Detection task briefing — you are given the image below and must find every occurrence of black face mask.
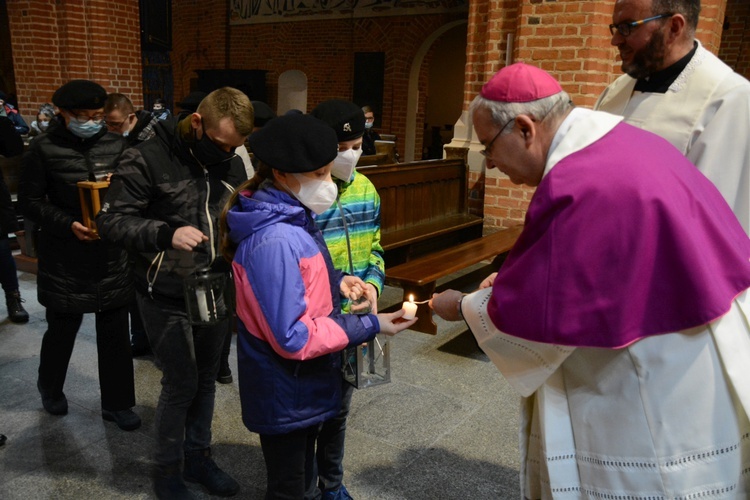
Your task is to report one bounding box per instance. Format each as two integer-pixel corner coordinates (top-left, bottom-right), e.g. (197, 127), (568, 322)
(191, 128), (237, 168)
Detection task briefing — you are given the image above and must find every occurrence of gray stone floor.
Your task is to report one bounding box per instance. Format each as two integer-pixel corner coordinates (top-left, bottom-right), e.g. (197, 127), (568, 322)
(0, 269), (522, 499)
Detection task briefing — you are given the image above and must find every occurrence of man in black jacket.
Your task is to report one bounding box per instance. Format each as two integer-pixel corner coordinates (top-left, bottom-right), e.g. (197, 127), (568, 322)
(97, 87), (253, 499)
(103, 92), (160, 358)
(104, 92), (162, 147)
(17, 80), (139, 431)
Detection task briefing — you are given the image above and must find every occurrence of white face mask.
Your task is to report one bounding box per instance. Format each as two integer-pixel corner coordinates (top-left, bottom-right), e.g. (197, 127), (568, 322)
(289, 173), (338, 215)
(331, 148), (362, 181)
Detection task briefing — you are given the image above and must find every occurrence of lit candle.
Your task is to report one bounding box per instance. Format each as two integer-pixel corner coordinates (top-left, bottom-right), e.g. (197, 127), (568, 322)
(196, 287), (211, 322)
(401, 294), (418, 320)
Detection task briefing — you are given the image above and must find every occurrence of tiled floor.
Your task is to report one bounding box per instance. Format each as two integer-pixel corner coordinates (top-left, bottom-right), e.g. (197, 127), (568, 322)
(0, 269), (522, 499)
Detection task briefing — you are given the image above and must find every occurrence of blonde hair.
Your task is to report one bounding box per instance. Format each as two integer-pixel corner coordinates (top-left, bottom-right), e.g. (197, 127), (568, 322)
(197, 87), (255, 137)
(219, 161), (274, 263)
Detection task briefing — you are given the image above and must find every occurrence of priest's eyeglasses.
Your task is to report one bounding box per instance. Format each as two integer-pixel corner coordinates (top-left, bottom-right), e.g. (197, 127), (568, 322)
(480, 117), (515, 158)
(609, 13), (673, 37)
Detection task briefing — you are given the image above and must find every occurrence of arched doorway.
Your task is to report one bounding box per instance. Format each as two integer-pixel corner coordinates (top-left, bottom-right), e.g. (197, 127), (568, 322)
(404, 20), (467, 162)
(422, 24), (468, 159)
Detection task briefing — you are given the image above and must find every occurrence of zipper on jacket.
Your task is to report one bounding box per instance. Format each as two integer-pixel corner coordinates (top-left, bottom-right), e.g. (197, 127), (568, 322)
(146, 251), (165, 299)
(204, 170), (215, 262)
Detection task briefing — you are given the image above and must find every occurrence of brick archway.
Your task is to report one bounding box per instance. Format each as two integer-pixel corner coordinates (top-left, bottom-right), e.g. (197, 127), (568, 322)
(404, 19), (468, 162)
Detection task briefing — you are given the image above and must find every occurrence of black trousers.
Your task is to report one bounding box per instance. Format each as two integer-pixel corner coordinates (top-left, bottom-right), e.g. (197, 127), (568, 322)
(38, 305), (135, 411)
(260, 424), (322, 500)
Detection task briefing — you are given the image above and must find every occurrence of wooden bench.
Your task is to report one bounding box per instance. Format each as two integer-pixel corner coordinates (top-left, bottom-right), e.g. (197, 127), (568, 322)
(382, 225), (523, 334)
(358, 155), (483, 266)
(356, 140), (397, 167)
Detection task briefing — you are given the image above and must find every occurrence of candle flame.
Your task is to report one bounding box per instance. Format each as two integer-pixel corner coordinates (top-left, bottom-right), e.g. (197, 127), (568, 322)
(409, 294), (414, 303)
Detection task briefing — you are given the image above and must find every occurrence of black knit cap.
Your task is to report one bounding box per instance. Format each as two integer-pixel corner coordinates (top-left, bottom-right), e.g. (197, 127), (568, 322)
(248, 114), (338, 173)
(310, 99), (365, 142)
(52, 80), (107, 110)
(251, 101), (276, 128)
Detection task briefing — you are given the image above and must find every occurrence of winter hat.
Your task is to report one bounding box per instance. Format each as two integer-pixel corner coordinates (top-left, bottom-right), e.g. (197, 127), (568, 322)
(248, 114), (338, 173)
(52, 80), (107, 110)
(310, 99), (365, 142)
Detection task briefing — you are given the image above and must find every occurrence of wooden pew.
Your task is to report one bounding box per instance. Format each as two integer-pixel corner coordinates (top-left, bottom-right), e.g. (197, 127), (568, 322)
(358, 155), (483, 266)
(382, 225), (523, 334)
(356, 147), (523, 333)
(356, 140), (396, 167)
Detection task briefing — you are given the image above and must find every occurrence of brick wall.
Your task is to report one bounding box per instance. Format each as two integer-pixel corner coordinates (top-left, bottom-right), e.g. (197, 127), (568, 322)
(4, 0), (746, 231)
(6, 0), (143, 121)
(719, 0), (750, 75)
(219, 13), (467, 159)
(172, 0), (228, 107)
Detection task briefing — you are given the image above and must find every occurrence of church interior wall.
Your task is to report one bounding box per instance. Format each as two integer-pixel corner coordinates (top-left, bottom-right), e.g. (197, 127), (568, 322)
(3, 0), (747, 231)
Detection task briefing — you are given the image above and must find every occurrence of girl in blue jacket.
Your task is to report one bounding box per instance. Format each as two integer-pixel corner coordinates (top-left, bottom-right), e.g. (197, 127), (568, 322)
(220, 114), (416, 499)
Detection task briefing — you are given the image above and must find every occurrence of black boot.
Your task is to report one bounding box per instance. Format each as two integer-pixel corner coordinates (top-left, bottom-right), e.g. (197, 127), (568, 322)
(183, 448), (239, 497)
(6, 290), (29, 323)
(216, 363), (232, 384)
(37, 380), (68, 415)
(153, 463), (194, 500)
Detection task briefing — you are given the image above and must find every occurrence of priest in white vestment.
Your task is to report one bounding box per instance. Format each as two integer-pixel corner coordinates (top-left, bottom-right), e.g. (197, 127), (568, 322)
(432, 62), (750, 499)
(595, 0), (750, 234)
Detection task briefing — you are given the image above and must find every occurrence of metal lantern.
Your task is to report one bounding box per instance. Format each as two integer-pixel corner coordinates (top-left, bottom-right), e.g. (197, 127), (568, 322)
(342, 333), (391, 389)
(183, 267), (227, 325)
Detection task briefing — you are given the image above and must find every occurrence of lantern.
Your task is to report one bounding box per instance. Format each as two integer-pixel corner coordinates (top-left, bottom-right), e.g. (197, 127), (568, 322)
(77, 180), (109, 238)
(183, 268), (227, 325)
(342, 333), (391, 389)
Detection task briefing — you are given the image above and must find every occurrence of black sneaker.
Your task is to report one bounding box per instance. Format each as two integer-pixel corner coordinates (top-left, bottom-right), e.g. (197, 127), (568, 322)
(154, 463), (195, 500)
(183, 448), (239, 497)
(6, 290), (29, 324)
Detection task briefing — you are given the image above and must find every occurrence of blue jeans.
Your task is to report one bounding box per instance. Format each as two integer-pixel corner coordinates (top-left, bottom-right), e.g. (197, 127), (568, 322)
(0, 236), (19, 293)
(315, 379), (354, 492)
(137, 292), (226, 465)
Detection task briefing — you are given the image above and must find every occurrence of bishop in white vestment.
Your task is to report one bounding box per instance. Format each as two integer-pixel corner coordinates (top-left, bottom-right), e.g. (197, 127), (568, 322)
(432, 63), (750, 499)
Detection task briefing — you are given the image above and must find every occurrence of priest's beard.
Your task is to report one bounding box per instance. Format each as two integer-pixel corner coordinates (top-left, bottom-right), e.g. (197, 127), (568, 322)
(622, 30), (667, 80)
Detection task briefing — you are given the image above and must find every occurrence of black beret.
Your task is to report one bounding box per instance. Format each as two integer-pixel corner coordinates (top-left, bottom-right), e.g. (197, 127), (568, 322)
(251, 101), (276, 128)
(52, 80), (107, 110)
(248, 114), (338, 173)
(310, 100), (365, 142)
(177, 91), (207, 112)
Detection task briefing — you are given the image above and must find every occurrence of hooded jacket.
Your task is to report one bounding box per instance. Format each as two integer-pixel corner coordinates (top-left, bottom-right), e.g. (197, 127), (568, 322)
(227, 183), (379, 435)
(18, 116), (132, 313)
(96, 117), (248, 304)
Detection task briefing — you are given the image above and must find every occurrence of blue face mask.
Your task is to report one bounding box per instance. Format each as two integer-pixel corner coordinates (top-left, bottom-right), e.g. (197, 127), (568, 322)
(365, 121), (373, 129)
(68, 119), (103, 139)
